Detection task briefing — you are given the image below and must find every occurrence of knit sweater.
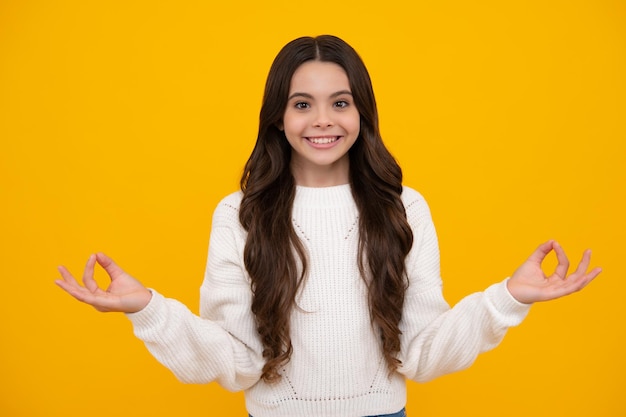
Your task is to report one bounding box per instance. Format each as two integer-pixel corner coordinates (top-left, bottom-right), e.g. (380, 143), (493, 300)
(127, 184), (530, 417)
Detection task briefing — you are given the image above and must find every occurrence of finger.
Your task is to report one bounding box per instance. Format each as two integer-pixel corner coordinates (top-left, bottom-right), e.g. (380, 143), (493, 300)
(568, 250), (602, 285)
(54, 277), (77, 296)
(95, 252), (126, 280)
(55, 266), (85, 299)
(567, 249), (590, 278)
(55, 274), (96, 303)
(554, 251), (602, 297)
(585, 266), (603, 282)
(56, 265), (81, 287)
(552, 241), (570, 279)
(559, 268), (600, 296)
(527, 240), (555, 264)
(55, 275), (115, 310)
(82, 254), (99, 293)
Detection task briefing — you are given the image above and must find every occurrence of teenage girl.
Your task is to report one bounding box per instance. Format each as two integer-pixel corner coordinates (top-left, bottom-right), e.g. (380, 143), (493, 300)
(55, 35), (601, 417)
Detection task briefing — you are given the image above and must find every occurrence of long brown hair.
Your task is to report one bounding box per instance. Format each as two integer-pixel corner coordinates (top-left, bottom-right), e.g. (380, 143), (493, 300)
(239, 35), (413, 382)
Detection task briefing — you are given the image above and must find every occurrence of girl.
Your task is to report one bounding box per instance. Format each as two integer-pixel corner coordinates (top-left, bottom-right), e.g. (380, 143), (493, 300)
(55, 35), (601, 417)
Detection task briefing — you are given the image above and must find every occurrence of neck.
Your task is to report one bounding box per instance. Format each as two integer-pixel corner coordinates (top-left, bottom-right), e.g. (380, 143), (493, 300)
(290, 159), (350, 187)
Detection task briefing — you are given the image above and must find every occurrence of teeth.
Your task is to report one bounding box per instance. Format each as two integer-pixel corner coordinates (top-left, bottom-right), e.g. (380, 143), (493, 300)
(308, 137), (338, 144)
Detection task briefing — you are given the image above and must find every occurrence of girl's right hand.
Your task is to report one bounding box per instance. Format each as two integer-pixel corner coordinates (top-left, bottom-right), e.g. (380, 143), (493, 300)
(55, 253), (152, 313)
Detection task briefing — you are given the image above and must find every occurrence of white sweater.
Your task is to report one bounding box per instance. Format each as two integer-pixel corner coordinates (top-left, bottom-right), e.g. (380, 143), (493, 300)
(127, 185), (530, 417)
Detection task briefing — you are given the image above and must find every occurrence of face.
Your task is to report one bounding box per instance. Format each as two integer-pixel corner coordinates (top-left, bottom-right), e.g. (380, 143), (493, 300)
(281, 61), (360, 187)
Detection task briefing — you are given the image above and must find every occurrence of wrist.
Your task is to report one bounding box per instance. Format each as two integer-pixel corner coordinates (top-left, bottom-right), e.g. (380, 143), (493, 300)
(127, 288), (153, 313)
(506, 279), (534, 304)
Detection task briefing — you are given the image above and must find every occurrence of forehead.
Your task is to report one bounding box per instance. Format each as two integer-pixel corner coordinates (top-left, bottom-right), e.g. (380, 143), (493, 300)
(289, 61), (350, 93)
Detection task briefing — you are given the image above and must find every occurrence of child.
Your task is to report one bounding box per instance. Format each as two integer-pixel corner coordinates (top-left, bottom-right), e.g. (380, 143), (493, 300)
(55, 35), (601, 417)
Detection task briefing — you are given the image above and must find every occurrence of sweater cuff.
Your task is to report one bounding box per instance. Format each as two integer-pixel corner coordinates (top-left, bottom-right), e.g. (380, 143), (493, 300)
(484, 279), (531, 327)
(125, 289), (166, 329)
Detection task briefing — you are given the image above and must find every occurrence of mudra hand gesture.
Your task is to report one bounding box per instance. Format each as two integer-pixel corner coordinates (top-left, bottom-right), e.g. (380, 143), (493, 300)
(507, 240), (601, 304)
(55, 253), (152, 313)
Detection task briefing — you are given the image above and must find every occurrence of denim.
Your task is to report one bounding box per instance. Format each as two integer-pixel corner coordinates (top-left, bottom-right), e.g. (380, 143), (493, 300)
(365, 408), (407, 417)
(249, 407), (406, 417)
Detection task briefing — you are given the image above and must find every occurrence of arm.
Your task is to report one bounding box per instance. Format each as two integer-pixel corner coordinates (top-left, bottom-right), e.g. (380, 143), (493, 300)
(127, 198), (264, 389)
(396, 189), (601, 382)
(126, 204), (264, 389)
(55, 196), (265, 391)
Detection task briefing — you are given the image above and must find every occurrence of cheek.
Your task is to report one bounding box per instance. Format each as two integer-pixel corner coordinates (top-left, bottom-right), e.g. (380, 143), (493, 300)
(282, 113), (304, 134)
(282, 117), (304, 144)
(347, 112), (361, 135)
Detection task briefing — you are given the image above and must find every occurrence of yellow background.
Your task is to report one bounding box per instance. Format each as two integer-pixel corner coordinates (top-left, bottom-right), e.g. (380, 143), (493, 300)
(1, 0), (624, 416)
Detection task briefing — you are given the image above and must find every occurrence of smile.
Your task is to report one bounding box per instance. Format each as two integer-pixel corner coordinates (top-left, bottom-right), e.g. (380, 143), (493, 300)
(306, 136), (340, 144)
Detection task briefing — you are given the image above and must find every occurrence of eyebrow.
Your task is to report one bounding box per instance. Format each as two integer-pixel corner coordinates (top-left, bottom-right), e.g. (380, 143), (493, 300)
(287, 90), (353, 101)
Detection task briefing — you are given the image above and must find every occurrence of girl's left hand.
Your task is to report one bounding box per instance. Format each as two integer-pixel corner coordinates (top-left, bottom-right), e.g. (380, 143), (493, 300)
(507, 240), (602, 304)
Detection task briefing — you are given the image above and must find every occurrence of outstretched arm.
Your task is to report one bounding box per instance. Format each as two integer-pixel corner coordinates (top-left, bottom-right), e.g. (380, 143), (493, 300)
(507, 240), (602, 304)
(55, 253), (152, 313)
(397, 189), (603, 382)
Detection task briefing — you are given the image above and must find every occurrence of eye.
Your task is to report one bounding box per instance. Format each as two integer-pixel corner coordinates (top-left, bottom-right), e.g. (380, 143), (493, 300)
(294, 101), (310, 110)
(334, 100), (350, 109)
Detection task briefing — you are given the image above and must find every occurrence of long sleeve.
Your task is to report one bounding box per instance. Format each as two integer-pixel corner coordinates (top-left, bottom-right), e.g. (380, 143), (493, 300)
(124, 185), (531, 417)
(126, 193), (264, 391)
(397, 187), (530, 382)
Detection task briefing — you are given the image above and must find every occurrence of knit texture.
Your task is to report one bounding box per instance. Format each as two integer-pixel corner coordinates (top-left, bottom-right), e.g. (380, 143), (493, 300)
(127, 185), (530, 417)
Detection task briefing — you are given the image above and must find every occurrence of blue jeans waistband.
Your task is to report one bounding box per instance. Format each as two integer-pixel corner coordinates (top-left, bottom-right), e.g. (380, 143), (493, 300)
(249, 407), (406, 417)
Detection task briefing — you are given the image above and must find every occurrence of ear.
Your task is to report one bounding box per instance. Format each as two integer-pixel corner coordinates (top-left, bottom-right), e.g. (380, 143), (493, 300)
(276, 121), (284, 131)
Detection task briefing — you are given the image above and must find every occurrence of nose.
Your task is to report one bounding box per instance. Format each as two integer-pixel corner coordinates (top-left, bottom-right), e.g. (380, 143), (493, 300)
(313, 107), (334, 127)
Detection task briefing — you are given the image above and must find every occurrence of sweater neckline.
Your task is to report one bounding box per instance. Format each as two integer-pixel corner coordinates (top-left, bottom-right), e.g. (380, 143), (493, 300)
(293, 184), (355, 208)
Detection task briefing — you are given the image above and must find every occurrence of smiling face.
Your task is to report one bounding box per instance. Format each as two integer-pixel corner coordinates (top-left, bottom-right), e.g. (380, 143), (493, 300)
(281, 60), (360, 187)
